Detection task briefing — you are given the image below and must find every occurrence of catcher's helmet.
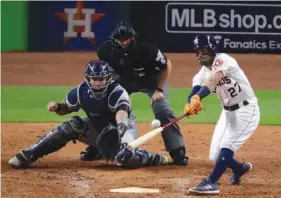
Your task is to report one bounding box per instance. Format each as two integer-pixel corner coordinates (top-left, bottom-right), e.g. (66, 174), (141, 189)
(85, 60), (114, 100)
(193, 34), (217, 55)
(109, 21), (139, 50)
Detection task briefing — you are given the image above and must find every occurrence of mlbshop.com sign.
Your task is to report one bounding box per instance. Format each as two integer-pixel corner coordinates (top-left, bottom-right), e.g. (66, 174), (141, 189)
(166, 3), (281, 35)
(129, 2), (281, 53)
(165, 2), (281, 52)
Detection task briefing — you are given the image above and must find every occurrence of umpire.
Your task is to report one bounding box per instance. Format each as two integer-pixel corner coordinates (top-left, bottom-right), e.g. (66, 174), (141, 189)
(97, 21), (188, 165)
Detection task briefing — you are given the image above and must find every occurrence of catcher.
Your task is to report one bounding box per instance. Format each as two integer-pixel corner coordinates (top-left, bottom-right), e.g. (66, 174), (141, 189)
(8, 60), (168, 169)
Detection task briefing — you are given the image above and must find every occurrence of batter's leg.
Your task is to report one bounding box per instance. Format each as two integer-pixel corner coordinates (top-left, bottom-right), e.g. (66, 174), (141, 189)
(221, 104), (260, 152)
(221, 103), (260, 185)
(145, 83), (188, 165)
(209, 110), (229, 163)
(203, 104), (260, 186)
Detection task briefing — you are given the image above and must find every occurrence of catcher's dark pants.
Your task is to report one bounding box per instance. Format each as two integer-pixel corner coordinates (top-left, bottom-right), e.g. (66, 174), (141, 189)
(19, 116), (159, 169)
(20, 115), (137, 161)
(121, 81), (185, 151)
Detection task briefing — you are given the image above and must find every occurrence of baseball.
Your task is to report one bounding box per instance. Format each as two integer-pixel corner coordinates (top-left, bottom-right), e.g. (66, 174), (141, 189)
(151, 119), (161, 128)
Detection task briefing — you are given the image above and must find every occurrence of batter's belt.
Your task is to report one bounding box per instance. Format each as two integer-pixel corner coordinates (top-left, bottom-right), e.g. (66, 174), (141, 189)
(223, 100), (249, 111)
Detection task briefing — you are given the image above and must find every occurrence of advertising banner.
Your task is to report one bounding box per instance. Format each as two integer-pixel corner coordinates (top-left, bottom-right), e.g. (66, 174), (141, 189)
(28, 1), (118, 51)
(131, 2), (281, 53)
(1, 1), (28, 52)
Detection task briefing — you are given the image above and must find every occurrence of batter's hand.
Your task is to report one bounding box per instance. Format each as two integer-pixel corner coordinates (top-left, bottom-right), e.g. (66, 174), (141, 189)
(184, 95), (202, 118)
(151, 90), (164, 104)
(47, 101), (58, 112)
(190, 95), (202, 114)
(184, 104), (194, 118)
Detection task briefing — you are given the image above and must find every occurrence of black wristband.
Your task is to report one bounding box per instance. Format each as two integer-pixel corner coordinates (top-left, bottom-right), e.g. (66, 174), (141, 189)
(196, 86), (211, 99)
(55, 103), (62, 113)
(155, 88), (164, 92)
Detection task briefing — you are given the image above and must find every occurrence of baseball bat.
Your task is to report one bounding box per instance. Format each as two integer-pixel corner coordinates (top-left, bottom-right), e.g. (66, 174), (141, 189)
(128, 111), (190, 150)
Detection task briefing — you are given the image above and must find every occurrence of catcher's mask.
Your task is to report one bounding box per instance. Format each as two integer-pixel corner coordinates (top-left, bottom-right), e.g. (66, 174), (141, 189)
(85, 60), (114, 100)
(109, 21), (139, 54)
(193, 34), (217, 66)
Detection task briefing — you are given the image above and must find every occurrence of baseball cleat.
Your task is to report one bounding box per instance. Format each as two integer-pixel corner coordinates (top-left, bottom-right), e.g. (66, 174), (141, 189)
(188, 178), (220, 195)
(172, 156), (188, 166)
(8, 150), (32, 169)
(229, 162), (253, 185)
(169, 146), (189, 166)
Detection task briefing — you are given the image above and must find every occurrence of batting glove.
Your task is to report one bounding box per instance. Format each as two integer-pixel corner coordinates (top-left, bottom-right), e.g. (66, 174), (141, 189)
(190, 95), (202, 114)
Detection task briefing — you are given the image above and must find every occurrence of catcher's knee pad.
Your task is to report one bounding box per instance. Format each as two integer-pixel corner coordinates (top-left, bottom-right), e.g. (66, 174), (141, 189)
(65, 116), (88, 138)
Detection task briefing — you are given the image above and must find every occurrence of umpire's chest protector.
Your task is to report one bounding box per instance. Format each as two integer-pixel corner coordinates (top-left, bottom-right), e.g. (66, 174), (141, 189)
(112, 47), (158, 81)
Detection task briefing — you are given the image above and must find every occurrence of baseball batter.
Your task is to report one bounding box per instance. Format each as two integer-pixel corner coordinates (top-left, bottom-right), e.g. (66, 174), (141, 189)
(184, 34), (260, 195)
(97, 21), (188, 165)
(8, 60), (168, 169)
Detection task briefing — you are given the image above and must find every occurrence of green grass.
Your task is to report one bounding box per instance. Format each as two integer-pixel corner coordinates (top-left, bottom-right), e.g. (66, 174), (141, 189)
(1, 86), (86, 123)
(2, 86), (281, 125)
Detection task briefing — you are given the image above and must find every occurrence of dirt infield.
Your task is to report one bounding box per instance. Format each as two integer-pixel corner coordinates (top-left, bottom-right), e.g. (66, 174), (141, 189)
(2, 52), (281, 198)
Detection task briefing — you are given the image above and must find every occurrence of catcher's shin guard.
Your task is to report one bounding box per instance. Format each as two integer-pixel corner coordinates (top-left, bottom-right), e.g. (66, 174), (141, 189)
(26, 125), (75, 160)
(9, 117), (88, 168)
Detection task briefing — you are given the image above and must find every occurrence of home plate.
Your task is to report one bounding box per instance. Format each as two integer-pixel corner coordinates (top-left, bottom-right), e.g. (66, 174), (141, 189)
(109, 187), (160, 193)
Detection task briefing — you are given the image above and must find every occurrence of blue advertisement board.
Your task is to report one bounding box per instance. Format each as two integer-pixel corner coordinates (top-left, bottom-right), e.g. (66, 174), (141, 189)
(28, 1), (118, 51)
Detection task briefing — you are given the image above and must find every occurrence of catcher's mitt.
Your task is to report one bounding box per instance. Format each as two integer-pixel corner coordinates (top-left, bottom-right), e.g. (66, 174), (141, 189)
(96, 124), (121, 160)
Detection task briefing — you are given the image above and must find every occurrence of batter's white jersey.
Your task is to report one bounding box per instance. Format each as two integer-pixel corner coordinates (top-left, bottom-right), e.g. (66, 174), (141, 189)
(192, 53), (257, 106)
(192, 53), (260, 163)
